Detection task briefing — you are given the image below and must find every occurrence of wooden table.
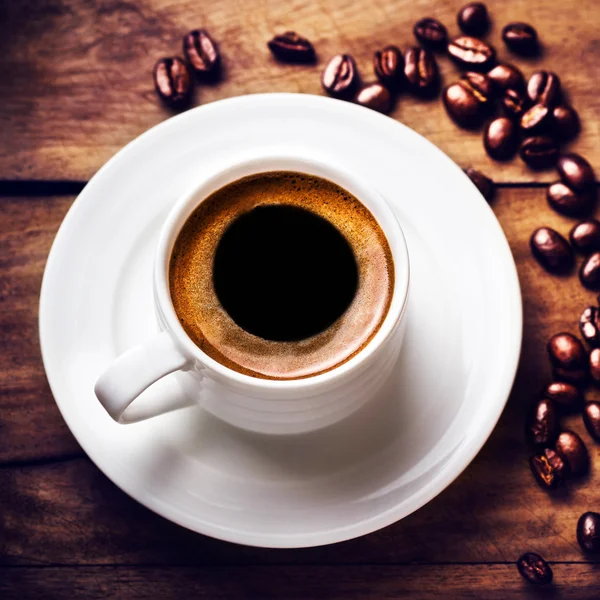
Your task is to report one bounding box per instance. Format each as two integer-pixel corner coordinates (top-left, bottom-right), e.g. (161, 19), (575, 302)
(1, 0), (599, 597)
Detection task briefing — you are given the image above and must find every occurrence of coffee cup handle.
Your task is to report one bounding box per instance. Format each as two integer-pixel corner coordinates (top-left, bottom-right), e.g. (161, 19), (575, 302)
(94, 332), (192, 423)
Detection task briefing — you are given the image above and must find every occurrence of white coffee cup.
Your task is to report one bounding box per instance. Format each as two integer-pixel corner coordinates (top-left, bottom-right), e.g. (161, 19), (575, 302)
(94, 149), (410, 434)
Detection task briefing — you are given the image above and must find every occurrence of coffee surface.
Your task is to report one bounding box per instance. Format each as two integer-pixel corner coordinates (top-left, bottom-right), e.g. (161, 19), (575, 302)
(169, 171), (394, 379)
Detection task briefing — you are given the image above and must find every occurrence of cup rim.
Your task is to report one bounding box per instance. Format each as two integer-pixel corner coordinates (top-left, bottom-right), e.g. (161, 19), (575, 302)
(154, 148), (410, 390)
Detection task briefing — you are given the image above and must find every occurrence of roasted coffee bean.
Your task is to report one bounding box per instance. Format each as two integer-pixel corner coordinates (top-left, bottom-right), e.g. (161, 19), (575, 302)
(583, 402), (600, 441)
(487, 63), (524, 91)
(557, 154), (596, 192)
(444, 82), (483, 127)
(355, 83), (392, 114)
(465, 167), (494, 200)
(571, 220), (600, 254)
(183, 29), (220, 76)
(516, 552), (553, 585)
(580, 252), (600, 290)
(501, 88), (528, 119)
(527, 71), (561, 106)
(374, 46), (404, 89)
(521, 104), (553, 135)
(413, 18), (448, 50)
(547, 332), (586, 370)
(404, 47), (439, 95)
(322, 54), (358, 98)
(543, 382), (583, 412)
(459, 71), (494, 99)
(555, 430), (589, 475)
(553, 105), (580, 141)
(580, 306), (600, 347)
(577, 512), (600, 553)
(530, 448), (569, 488)
(457, 3), (489, 36)
(520, 136), (559, 169)
(526, 397), (558, 447)
(590, 347), (600, 384)
(153, 57), (192, 107)
(443, 72), (492, 128)
(547, 182), (593, 217)
(502, 23), (538, 55)
(463, 71), (495, 100)
(448, 36), (495, 70)
(484, 117), (518, 160)
(530, 228), (573, 273)
(267, 32), (315, 63)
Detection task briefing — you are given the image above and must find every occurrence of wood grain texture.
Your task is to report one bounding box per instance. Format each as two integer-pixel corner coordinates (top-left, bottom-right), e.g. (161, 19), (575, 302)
(0, 0), (598, 182)
(0, 197), (81, 463)
(2, 564), (600, 599)
(2, 188), (600, 572)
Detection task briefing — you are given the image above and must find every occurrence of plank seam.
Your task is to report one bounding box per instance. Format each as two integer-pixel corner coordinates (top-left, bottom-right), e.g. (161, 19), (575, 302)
(0, 561), (599, 568)
(0, 452), (85, 469)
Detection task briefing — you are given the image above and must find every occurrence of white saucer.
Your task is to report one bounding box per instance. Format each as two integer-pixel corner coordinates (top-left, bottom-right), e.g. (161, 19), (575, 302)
(40, 93), (522, 548)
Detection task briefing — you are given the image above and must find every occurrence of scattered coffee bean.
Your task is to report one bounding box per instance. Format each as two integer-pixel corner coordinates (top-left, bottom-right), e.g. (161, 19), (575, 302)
(520, 136), (559, 169)
(553, 105), (580, 142)
(530, 228), (573, 273)
(465, 167), (494, 200)
(543, 382), (583, 412)
(267, 32), (315, 63)
(516, 552), (553, 585)
(557, 154), (596, 192)
(448, 36), (495, 70)
(577, 512), (600, 553)
(590, 347), (600, 384)
(487, 63), (524, 91)
(484, 117), (518, 160)
(443, 72), (493, 128)
(413, 18), (448, 50)
(521, 104), (553, 135)
(526, 397), (558, 447)
(555, 430), (589, 475)
(404, 47), (439, 95)
(502, 23), (538, 55)
(580, 253), (600, 290)
(153, 57), (192, 107)
(547, 332), (587, 370)
(355, 83), (392, 114)
(501, 88), (528, 119)
(580, 305), (600, 346)
(530, 447), (569, 488)
(457, 3), (489, 36)
(527, 71), (561, 106)
(374, 45), (404, 90)
(571, 220), (600, 254)
(583, 402), (600, 441)
(547, 182), (593, 217)
(322, 54), (358, 98)
(183, 29), (220, 76)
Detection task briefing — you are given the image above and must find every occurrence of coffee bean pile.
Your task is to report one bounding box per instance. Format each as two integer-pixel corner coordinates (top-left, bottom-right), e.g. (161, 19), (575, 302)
(150, 3), (599, 587)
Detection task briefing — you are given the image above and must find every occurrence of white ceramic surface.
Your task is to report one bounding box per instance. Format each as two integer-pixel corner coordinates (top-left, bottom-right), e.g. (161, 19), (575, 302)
(94, 151), (410, 433)
(39, 93), (522, 548)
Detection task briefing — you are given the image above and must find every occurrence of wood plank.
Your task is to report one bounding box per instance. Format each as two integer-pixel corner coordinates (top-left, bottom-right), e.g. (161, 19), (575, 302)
(2, 186), (600, 567)
(0, 197), (81, 463)
(2, 565), (600, 599)
(0, 0), (598, 182)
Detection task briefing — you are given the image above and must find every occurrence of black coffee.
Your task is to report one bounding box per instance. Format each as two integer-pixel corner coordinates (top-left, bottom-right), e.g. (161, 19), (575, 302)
(170, 172), (394, 380)
(213, 204), (358, 342)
